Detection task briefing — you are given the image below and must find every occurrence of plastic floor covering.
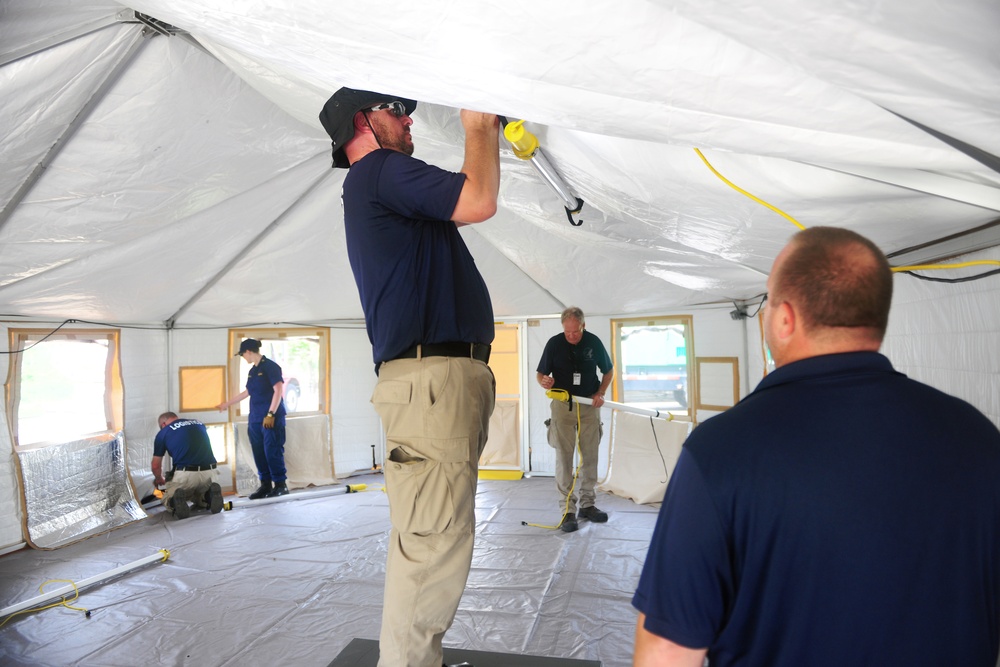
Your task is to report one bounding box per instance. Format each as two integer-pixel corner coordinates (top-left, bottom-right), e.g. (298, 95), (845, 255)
(0, 473), (660, 667)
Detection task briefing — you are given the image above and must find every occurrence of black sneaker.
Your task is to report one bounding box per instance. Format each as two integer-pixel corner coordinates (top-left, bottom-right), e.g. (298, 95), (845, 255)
(560, 512), (578, 533)
(579, 506), (608, 523)
(249, 482), (273, 500)
(267, 482), (289, 498)
(171, 489), (190, 520)
(207, 483), (223, 514)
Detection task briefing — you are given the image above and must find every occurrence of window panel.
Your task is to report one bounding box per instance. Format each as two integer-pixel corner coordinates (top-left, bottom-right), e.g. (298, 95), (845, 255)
(227, 328), (329, 417)
(7, 329), (122, 448)
(205, 422), (229, 465)
(611, 316), (695, 421)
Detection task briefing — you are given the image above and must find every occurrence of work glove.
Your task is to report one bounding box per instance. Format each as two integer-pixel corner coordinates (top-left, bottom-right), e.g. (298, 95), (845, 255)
(263, 412), (275, 429)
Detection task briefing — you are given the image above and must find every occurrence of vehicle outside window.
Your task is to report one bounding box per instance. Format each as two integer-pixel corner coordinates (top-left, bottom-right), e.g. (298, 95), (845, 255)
(234, 335), (321, 414)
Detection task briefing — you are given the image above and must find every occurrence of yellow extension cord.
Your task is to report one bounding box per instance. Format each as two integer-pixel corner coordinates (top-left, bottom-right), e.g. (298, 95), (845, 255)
(695, 147), (1000, 378)
(523, 389), (583, 530)
(0, 549), (171, 628)
(692, 147), (1000, 275)
(0, 579), (89, 628)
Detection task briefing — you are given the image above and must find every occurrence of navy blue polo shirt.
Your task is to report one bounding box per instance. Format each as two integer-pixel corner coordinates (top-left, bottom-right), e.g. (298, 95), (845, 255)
(633, 351), (1000, 666)
(342, 149), (494, 367)
(536, 329), (612, 397)
(246, 356), (285, 421)
(153, 419), (216, 469)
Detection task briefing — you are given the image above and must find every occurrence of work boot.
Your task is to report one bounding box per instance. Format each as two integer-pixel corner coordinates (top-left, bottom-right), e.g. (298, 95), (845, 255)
(206, 483), (223, 514)
(560, 512), (578, 533)
(249, 481), (273, 500)
(267, 482), (289, 498)
(170, 489), (190, 520)
(578, 505), (609, 523)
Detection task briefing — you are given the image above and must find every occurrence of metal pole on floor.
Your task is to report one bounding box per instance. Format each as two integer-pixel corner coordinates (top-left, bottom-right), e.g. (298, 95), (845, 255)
(0, 549), (170, 619)
(223, 483), (367, 511)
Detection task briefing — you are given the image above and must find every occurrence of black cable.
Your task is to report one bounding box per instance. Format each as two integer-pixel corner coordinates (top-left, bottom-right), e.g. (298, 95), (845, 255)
(897, 268), (1000, 284)
(650, 416), (669, 485)
(0, 317), (365, 355)
(746, 293), (768, 318)
(0, 319), (73, 355)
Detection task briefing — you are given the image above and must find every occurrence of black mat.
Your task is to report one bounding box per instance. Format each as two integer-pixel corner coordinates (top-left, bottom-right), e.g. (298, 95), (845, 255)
(329, 638), (601, 666)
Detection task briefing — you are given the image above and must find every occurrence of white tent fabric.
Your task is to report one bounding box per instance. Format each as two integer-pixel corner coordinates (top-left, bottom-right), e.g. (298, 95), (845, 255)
(1, 4), (1000, 658)
(2, 0), (998, 325)
(601, 411), (693, 505)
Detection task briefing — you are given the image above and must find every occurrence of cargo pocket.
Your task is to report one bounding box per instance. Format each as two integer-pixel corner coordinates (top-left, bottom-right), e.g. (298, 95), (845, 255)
(545, 418), (556, 448)
(385, 437), (472, 535)
(371, 379), (412, 407)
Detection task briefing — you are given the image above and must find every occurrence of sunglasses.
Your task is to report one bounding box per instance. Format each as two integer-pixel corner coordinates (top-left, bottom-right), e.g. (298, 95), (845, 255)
(366, 101), (407, 117)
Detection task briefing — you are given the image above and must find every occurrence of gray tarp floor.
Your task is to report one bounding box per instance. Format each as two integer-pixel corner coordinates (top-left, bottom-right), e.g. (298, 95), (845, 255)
(0, 473), (660, 667)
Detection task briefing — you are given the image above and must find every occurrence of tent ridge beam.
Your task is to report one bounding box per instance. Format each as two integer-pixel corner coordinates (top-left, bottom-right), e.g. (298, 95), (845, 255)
(885, 109), (1000, 177)
(886, 217), (1000, 265)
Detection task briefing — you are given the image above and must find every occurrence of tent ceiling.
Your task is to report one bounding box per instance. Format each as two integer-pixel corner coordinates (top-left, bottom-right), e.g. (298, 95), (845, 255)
(1, 1), (998, 326)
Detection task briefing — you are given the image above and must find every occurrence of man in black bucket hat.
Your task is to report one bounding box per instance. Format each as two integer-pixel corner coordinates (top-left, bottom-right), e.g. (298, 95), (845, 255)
(320, 87), (500, 667)
(319, 89), (417, 168)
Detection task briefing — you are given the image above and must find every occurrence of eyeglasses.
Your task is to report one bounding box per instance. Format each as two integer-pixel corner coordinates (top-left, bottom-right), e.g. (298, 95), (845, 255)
(366, 101), (407, 117)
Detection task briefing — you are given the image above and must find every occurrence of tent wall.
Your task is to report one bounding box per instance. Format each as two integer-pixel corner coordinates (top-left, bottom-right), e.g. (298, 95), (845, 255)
(159, 327), (380, 488)
(0, 342), (20, 552)
(523, 307), (746, 480)
(881, 245), (1000, 427)
(328, 328), (381, 476)
(740, 244), (1000, 428)
(3, 244), (1000, 552)
(0, 323), (169, 552)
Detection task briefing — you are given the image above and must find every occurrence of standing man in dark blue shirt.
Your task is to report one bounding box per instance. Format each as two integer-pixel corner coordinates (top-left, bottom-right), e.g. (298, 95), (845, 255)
(536, 306), (614, 532)
(152, 412), (222, 520)
(632, 227), (1000, 666)
(319, 87), (499, 667)
(217, 338), (288, 499)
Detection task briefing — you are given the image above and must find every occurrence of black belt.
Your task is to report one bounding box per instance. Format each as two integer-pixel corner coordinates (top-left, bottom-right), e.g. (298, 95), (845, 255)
(177, 464), (217, 472)
(394, 342), (491, 364)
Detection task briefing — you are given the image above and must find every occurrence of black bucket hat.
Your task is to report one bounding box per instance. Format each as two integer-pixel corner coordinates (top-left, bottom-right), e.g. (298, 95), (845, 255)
(319, 87), (417, 169)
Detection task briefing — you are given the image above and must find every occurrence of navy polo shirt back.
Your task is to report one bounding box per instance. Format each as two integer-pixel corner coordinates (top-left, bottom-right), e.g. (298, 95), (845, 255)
(343, 149), (494, 366)
(153, 419), (216, 469)
(633, 351), (1000, 666)
(536, 329), (612, 397)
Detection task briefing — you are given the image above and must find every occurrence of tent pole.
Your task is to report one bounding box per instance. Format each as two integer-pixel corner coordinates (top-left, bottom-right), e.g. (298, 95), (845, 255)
(545, 389), (675, 420)
(0, 549), (169, 620)
(223, 483), (367, 510)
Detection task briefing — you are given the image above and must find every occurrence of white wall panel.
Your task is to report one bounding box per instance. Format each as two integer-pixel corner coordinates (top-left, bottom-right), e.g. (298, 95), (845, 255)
(329, 327), (381, 476)
(0, 324), (24, 551)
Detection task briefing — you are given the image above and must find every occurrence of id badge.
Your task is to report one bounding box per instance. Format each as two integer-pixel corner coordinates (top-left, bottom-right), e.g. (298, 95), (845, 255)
(572, 372), (581, 386)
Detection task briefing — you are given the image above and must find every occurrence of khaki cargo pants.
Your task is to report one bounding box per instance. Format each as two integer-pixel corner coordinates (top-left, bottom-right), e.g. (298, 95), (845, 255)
(372, 355), (495, 667)
(548, 398), (601, 514)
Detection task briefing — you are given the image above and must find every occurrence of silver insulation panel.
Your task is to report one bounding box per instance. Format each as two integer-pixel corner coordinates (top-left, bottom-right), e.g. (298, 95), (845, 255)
(19, 431), (146, 549)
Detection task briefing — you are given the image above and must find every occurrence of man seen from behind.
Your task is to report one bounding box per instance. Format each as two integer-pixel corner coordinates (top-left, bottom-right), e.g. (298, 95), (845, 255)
(632, 226), (1000, 666)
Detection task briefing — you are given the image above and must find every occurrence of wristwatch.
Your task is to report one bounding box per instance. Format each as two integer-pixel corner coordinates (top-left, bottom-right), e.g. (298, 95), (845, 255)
(266, 411), (274, 417)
